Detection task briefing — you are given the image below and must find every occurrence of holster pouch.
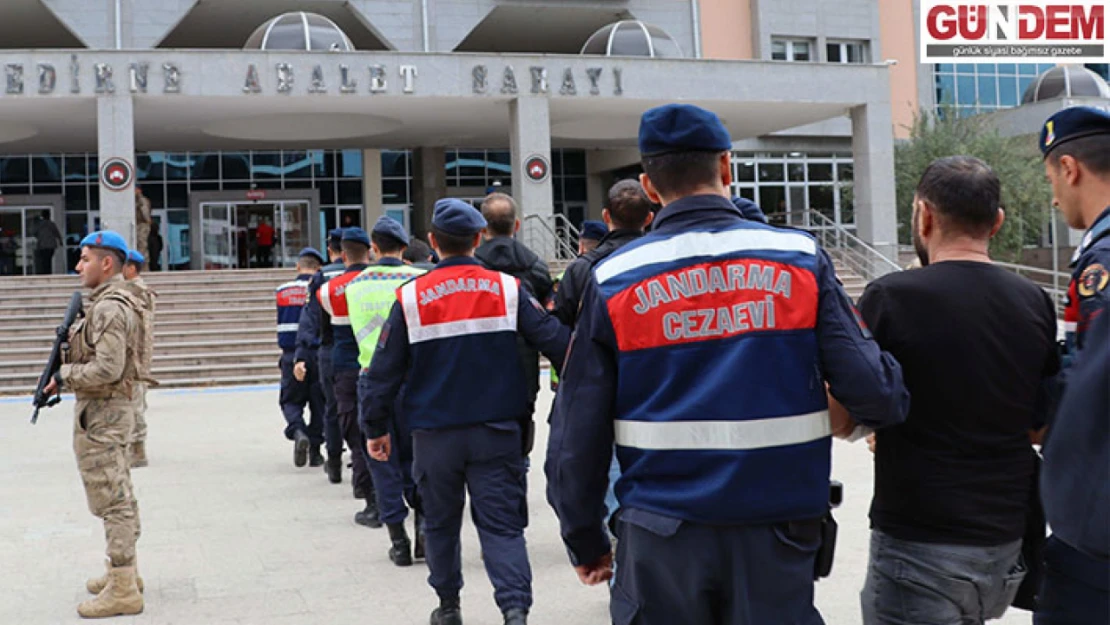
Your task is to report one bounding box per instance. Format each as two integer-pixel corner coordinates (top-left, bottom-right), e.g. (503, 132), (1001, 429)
(814, 511), (838, 580)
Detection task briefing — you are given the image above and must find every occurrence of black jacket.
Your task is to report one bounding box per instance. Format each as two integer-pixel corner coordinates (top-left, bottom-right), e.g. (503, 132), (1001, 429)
(475, 236), (555, 416)
(552, 229), (644, 327)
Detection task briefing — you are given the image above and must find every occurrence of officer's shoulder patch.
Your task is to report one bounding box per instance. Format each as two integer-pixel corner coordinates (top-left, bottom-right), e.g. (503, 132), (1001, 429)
(1078, 263), (1109, 298)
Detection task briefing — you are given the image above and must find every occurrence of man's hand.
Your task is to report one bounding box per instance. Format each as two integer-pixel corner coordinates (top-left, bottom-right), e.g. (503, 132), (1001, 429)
(867, 433), (877, 454)
(43, 377), (58, 397)
(574, 552), (614, 586)
(367, 434), (391, 462)
(293, 361), (307, 382)
(827, 393), (856, 439)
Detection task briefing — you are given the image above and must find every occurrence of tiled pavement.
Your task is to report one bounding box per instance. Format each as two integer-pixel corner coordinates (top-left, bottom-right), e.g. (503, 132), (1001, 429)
(0, 383), (1031, 624)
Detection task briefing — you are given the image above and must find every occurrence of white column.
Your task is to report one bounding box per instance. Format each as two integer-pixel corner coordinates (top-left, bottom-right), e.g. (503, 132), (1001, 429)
(509, 97), (553, 219)
(850, 102), (898, 263)
(96, 94), (136, 245)
(362, 149), (384, 229)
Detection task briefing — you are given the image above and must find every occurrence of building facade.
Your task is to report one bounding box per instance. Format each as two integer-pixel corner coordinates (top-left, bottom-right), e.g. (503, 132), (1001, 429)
(0, 0), (903, 274)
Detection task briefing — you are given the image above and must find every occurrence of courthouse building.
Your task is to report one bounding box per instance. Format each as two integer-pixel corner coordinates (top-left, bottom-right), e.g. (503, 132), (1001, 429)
(0, 0), (916, 273)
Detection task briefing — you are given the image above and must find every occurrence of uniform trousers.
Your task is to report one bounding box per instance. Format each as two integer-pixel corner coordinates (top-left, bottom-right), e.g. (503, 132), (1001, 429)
(412, 421), (531, 613)
(358, 374), (414, 525)
(74, 397), (141, 567)
(610, 511), (824, 625)
(317, 348), (343, 458)
(131, 381), (148, 444)
(278, 350), (324, 446)
(1034, 536), (1110, 625)
(334, 368), (373, 495)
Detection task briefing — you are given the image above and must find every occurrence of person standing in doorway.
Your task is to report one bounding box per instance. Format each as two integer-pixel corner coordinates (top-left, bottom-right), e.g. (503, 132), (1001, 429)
(134, 187), (151, 270)
(256, 217), (275, 268)
(33, 211), (63, 275)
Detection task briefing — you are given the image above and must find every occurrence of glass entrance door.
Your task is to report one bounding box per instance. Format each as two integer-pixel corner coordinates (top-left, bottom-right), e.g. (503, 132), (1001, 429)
(200, 200), (311, 270)
(0, 206), (56, 276)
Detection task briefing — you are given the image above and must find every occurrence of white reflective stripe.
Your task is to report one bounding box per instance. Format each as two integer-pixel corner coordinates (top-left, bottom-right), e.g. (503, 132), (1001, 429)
(277, 323), (299, 333)
(276, 280), (305, 292)
(614, 411), (831, 451)
(596, 229), (817, 285)
(319, 282), (334, 316)
(355, 316), (386, 343)
(399, 273), (519, 344)
(331, 316), (351, 326)
(1064, 321), (1078, 332)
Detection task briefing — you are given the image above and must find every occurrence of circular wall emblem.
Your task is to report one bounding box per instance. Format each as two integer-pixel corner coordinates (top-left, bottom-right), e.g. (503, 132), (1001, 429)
(101, 157), (133, 192)
(524, 155), (550, 183)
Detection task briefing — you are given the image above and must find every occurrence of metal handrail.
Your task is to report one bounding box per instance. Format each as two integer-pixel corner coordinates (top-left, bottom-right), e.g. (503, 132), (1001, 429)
(804, 210), (903, 274)
(521, 213), (579, 262)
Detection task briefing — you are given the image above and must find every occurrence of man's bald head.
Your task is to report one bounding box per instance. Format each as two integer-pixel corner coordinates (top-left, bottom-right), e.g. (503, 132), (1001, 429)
(481, 193), (518, 237)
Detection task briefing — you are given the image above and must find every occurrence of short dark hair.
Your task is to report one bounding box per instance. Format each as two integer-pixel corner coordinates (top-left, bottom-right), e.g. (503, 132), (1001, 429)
(88, 246), (125, 270)
(297, 256), (321, 271)
(371, 232), (405, 255)
(916, 156), (1001, 237)
(1048, 134), (1110, 176)
(430, 225), (475, 256)
(327, 239), (342, 254)
(480, 193), (517, 237)
(606, 180), (653, 229)
(403, 238), (432, 264)
(641, 150), (724, 198)
(341, 240), (371, 262)
(126, 259), (142, 273)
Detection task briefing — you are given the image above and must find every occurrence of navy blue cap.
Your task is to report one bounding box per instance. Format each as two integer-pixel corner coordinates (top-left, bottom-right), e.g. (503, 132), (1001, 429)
(580, 220), (607, 241)
(341, 227), (371, 247)
(327, 228), (344, 247)
(371, 215), (409, 246)
(1040, 106), (1110, 157)
(432, 198), (487, 236)
(639, 104), (732, 156)
(126, 250), (144, 264)
(298, 247), (325, 264)
(79, 231), (129, 257)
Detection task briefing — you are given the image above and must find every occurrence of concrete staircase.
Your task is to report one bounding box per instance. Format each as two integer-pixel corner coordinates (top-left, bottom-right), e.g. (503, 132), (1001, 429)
(0, 269), (287, 396)
(0, 259), (872, 396)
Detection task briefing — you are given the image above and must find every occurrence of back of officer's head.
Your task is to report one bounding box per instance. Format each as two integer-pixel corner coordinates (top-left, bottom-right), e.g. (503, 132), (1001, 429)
(297, 256), (321, 272)
(480, 193), (518, 238)
(341, 240), (370, 264)
(371, 232), (405, 256)
(914, 156), (1003, 242)
(605, 180), (655, 231)
(638, 104), (733, 205)
(403, 238), (433, 264)
(124, 259), (142, 280)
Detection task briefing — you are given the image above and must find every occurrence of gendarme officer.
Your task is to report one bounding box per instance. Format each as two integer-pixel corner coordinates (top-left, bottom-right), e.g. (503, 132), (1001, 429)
(44, 231), (146, 618)
(363, 199), (569, 625)
(545, 104), (909, 625)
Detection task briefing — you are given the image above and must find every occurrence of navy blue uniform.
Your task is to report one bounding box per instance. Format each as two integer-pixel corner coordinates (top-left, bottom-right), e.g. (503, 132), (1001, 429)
(363, 257), (569, 614)
(277, 274), (324, 446)
(1061, 206), (1110, 363)
(296, 261), (344, 458)
(546, 194), (908, 625)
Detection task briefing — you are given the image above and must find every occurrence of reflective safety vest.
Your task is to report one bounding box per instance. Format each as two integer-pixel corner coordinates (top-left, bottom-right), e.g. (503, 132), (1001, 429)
(276, 275), (310, 350)
(346, 263), (425, 368)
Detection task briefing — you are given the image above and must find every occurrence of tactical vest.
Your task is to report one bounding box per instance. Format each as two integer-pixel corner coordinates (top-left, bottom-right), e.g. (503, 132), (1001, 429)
(595, 222), (830, 524)
(276, 276), (309, 350)
(346, 263), (425, 368)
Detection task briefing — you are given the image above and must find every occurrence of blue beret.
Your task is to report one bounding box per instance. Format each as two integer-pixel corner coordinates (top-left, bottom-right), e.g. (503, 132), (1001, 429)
(341, 227), (370, 247)
(580, 220), (607, 241)
(79, 231), (128, 257)
(371, 215), (409, 246)
(731, 197), (769, 224)
(1040, 106), (1110, 157)
(327, 228), (344, 247)
(432, 198), (487, 236)
(126, 250), (145, 264)
(298, 247), (325, 264)
(639, 104), (732, 156)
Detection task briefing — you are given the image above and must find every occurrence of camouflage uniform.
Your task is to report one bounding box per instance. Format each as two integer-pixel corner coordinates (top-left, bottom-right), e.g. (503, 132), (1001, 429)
(134, 193), (151, 270)
(60, 274), (143, 568)
(120, 276), (156, 447)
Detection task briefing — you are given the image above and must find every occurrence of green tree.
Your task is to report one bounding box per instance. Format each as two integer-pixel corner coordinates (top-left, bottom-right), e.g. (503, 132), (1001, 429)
(895, 109), (1053, 261)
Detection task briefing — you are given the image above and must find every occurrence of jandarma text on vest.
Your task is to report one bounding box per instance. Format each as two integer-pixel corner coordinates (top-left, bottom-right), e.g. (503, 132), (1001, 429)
(418, 278), (501, 306)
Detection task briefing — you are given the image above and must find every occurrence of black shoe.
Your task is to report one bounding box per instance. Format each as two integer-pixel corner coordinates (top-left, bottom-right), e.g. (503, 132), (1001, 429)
(325, 454), (342, 484)
(430, 601), (462, 625)
(413, 511), (426, 560)
(309, 448), (324, 467)
(387, 523), (413, 567)
(503, 608), (527, 625)
(293, 431), (310, 468)
(355, 501), (382, 528)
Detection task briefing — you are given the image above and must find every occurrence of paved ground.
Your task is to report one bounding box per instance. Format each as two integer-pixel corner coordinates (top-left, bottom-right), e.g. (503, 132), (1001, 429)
(0, 382), (1032, 625)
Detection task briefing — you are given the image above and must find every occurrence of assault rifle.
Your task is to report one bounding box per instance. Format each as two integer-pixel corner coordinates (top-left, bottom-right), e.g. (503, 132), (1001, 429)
(30, 290), (84, 424)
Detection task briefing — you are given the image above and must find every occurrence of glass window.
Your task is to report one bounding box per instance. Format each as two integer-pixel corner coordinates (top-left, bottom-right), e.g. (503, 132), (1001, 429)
(759, 186), (786, 215)
(826, 43), (841, 63)
(977, 75), (998, 106)
(810, 185), (835, 220)
(564, 177), (587, 202)
(837, 163), (853, 182)
(1018, 64), (1039, 76)
(456, 151), (486, 179)
(846, 43), (865, 63)
(137, 153), (160, 182)
(771, 38), (812, 61)
(997, 63), (1017, 75)
(610, 22), (653, 57)
(999, 75), (1018, 106)
(975, 63), (997, 75)
(935, 72), (956, 105)
(31, 155), (62, 183)
(758, 162), (784, 182)
(251, 152), (283, 179)
(191, 153), (220, 180)
(165, 183), (188, 208)
(809, 163), (833, 182)
(337, 180), (362, 205)
(0, 156), (30, 185)
(735, 160), (755, 182)
(283, 151), (316, 179)
(381, 151), (409, 178)
(338, 150), (363, 178)
(221, 153), (250, 180)
(771, 40), (787, 61)
(560, 150), (585, 176)
(738, 187), (755, 201)
(317, 180), (336, 204)
(955, 63), (976, 73)
(141, 184), (165, 208)
(63, 155), (89, 182)
(64, 184), (88, 212)
(164, 153), (190, 180)
(936, 63), (954, 72)
(788, 162), (805, 182)
(956, 74), (976, 106)
(383, 179), (409, 204)
(792, 41), (810, 61)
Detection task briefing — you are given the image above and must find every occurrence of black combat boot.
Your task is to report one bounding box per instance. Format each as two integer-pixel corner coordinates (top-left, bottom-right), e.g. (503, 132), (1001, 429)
(430, 597), (462, 625)
(503, 608), (527, 625)
(293, 431), (310, 468)
(413, 510), (426, 560)
(308, 447), (324, 467)
(325, 453), (342, 483)
(354, 498), (382, 528)
(387, 523), (413, 567)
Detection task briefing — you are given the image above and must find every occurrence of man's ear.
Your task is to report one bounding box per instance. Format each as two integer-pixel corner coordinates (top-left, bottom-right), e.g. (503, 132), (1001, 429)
(719, 151), (732, 187)
(602, 209), (613, 228)
(989, 207), (1006, 238)
(640, 173), (663, 205)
